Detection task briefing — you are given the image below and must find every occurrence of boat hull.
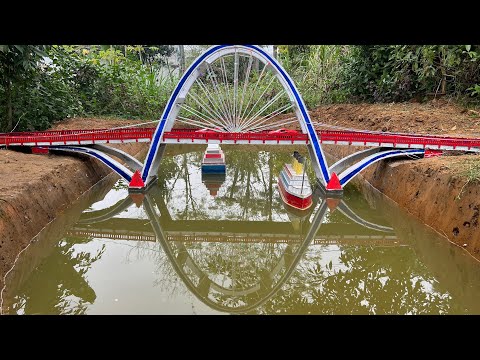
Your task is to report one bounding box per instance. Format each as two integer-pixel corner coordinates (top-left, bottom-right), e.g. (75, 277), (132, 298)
(277, 176), (313, 210)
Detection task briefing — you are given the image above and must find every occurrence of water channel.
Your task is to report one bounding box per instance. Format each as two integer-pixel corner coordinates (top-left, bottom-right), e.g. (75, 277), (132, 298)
(2, 145), (480, 314)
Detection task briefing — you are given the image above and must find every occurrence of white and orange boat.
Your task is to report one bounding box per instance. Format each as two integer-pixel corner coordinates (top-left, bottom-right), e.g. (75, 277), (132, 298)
(277, 152), (313, 211)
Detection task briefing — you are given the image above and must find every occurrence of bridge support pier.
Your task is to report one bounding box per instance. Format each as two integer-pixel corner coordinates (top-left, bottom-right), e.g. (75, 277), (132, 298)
(32, 146), (49, 154)
(131, 144), (166, 193)
(307, 144), (343, 195)
(129, 172), (158, 193)
(326, 172), (343, 193)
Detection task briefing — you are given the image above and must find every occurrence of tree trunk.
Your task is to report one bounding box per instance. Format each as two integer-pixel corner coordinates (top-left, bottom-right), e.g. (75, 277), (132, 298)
(178, 45), (185, 74)
(440, 66), (447, 95)
(242, 168), (251, 220)
(254, 58), (259, 73)
(229, 166), (240, 199)
(5, 80), (13, 132)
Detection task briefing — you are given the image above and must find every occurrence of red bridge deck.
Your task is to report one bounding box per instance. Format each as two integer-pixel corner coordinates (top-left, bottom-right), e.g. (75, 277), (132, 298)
(1, 127), (480, 152)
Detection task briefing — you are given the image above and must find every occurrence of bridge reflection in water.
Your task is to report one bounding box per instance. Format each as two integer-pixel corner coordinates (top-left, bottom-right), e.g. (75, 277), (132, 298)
(3, 147), (480, 315)
(66, 182), (399, 314)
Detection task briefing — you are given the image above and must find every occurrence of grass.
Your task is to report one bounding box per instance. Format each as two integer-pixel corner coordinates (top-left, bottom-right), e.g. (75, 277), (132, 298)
(280, 45), (350, 108)
(452, 156), (480, 199)
(458, 157), (480, 183)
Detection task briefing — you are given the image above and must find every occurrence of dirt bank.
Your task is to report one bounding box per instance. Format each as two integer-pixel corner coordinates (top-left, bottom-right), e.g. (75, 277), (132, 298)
(309, 99), (480, 137)
(0, 118), (147, 290)
(309, 101), (480, 260)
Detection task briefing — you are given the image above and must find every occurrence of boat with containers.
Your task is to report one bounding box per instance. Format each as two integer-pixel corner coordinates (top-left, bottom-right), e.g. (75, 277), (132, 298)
(277, 151), (313, 210)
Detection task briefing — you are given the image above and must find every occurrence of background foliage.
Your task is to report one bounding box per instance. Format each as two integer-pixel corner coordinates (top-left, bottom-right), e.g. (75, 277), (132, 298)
(279, 45), (480, 107)
(0, 45), (178, 131)
(1, 45), (479, 132)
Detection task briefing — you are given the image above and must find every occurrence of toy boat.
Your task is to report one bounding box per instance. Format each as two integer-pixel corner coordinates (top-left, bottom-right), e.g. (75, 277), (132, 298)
(278, 152), (312, 210)
(201, 144), (226, 174)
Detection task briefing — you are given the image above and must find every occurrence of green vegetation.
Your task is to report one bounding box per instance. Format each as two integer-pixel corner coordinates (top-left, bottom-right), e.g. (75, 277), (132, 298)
(1, 45), (479, 132)
(452, 157), (480, 199)
(458, 158), (480, 183)
(278, 45), (350, 107)
(279, 45), (480, 107)
(0, 45), (178, 132)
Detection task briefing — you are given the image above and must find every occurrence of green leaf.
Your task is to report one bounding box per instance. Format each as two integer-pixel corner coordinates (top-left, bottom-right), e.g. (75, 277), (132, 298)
(32, 46), (48, 58)
(13, 45), (25, 53)
(466, 45), (471, 52)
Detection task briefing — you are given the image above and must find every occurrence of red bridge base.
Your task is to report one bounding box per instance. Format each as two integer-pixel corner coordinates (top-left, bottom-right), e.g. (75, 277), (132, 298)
(31, 146), (49, 154)
(424, 149), (443, 158)
(326, 172), (343, 193)
(129, 170), (145, 191)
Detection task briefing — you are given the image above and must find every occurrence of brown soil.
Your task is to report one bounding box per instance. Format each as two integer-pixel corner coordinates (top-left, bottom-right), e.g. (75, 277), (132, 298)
(308, 99), (480, 137)
(0, 118), (148, 290)
(308, 100), (480, 260)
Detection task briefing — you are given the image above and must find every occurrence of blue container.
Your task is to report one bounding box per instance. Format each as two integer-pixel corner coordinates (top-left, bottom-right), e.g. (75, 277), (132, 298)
(202, 164), (226, 174)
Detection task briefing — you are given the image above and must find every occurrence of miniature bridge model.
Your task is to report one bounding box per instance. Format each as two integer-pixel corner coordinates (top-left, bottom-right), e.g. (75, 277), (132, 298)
(1, 44), (479, 193)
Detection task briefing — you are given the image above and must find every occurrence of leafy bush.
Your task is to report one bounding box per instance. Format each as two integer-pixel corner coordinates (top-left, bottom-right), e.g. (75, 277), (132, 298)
(0, 45), (178, 132)
(280, 45), (480, 107)
(49, 46), (178, 120)
(2, 44), (479, 132)
(12, 62), (84, 131)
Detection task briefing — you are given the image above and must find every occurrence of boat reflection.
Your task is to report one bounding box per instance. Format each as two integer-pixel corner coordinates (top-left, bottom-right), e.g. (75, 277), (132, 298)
(201, 173), (226, 197)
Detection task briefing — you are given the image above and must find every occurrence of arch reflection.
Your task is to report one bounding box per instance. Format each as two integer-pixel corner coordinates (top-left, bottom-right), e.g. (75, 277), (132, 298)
(71, 182), (397, 314)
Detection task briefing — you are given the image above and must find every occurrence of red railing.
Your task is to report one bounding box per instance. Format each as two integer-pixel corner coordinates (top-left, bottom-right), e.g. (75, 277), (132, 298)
(163, 129), (480, 149)
(0, 128), (156, 146)
(162, 130), (308, 143)
(316, 130), (480, 150)
(1, 127), (480, 150)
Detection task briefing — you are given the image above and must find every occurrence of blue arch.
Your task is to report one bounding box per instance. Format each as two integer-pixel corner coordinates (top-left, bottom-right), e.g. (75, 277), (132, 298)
(243, 45), (330, 184)
(141, 45), (331, 186)
(48, 145), (133, 182)
(338, 149), (425, 186)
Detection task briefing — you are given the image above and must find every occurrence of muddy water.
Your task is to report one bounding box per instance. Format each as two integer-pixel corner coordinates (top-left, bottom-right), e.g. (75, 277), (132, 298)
(2, 145), (480, 315)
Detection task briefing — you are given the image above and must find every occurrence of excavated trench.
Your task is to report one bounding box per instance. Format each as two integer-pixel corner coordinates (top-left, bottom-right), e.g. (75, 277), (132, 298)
(2, 102), (480, 292)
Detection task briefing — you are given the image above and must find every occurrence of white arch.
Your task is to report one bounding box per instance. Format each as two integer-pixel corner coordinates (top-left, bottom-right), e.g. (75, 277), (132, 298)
(141, 45), (331, 187)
